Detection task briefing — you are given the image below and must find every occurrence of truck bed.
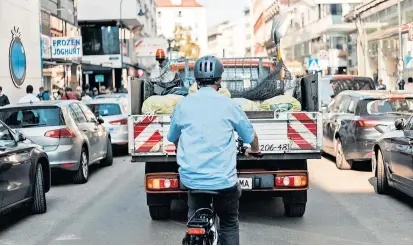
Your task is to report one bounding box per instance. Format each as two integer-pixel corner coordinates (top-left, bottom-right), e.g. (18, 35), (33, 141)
(128, 111), (322, 162)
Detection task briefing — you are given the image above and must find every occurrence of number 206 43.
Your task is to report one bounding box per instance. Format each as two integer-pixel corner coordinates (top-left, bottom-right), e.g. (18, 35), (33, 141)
(260, 144), (289, 151)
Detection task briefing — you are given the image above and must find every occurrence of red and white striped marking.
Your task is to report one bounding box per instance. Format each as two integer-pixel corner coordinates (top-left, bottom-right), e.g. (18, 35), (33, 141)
(133, 116), (162, 152)
(287, 113), (317, 150)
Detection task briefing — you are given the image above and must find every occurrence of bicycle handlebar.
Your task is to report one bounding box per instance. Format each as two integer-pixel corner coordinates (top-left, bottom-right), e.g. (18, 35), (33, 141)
(236, 138), (263, 159)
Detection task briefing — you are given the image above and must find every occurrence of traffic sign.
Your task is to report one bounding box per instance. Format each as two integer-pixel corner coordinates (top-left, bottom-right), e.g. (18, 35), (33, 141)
(307, 58), (320, 71)
(405, 56), (413, 69)
(318, 50), (329, 60)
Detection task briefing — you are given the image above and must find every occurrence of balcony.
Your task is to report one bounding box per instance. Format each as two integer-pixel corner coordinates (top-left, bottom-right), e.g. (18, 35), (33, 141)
(281, 14), (356, 49)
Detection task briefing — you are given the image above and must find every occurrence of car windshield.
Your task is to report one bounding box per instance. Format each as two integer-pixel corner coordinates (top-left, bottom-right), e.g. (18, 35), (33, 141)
(0, 107), (63, 129)
(0, 121), (15, 148)
(360, 98), (413, 115)
(87, 103), (121, 117)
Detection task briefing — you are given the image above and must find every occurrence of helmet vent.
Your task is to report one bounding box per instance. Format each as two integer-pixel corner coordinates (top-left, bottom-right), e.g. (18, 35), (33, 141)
(204, 62), (208, 72)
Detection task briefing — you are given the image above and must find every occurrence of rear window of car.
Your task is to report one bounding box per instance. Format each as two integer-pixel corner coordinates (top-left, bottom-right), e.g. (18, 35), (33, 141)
(86, 104), (121, 116)
(0, 107), (64, 128)
(357, 98), (413, 115)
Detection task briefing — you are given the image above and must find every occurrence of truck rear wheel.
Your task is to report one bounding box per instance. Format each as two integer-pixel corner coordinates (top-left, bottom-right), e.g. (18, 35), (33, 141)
(284, 203), (306, 217)
(149, 205), (171, 220)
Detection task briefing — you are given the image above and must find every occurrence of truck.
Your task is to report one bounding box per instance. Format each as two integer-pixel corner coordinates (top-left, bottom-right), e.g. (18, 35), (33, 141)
(127, 13), (322, 220)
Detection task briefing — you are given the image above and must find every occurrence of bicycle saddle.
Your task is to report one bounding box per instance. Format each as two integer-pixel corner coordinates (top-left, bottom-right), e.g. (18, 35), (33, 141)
(189, 190), (220, 195)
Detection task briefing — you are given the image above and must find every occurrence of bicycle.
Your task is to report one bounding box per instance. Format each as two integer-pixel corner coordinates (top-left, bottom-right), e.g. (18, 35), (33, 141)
(182, 138), (263, 245)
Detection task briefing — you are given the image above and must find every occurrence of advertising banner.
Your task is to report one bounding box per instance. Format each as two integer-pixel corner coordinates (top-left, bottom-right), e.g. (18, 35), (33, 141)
(51, 36), (82, 58)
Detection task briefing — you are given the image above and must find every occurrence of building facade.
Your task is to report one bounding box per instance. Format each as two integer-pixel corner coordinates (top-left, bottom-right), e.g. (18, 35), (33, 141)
(41, 0), (80, 93)
(77, 0), (157, 90)
(0, 0), (42, 103)
(207, 8), (253, 58)
(252, 0), (361, 76)
(156, 0), (207, 59)
(346, 0), (413, 89)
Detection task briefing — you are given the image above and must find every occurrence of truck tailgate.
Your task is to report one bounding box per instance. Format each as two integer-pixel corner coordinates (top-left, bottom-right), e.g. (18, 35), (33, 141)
(129, 112), (322, 156)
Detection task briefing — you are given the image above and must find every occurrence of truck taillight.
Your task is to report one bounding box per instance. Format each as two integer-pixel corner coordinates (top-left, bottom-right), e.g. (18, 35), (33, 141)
(187, 228), (205, 235)
(357, 119), (379, 128)
(275, 176), (307, 187)
(147, 178), (179, 190)
(44, 128), (75, 138)
(110, 119), (128, 125)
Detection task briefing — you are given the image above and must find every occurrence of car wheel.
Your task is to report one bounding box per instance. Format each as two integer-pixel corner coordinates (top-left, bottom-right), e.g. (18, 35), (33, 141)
(376, 150), (389, 194)
(101, 138), (113, 166)
(32, 164), (47, 214)
(73, 147), (89, 184)
(284, 203), (306, 217)
(149, 205), (171, 220)
(335, 139), (352, 170)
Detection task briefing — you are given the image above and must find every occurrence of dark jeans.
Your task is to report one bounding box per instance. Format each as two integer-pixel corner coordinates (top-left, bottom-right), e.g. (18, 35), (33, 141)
(187, 183), (242, 245)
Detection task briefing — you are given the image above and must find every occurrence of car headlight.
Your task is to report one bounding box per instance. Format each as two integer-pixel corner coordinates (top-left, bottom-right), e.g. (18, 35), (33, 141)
(0, 152), (31, 164)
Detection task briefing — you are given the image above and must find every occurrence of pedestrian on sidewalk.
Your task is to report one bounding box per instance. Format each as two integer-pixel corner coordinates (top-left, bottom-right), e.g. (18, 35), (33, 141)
(37, 87), (50, 101)
(0, 86), (10, 107)
(92, 87), (99, 98)
(376, 79), (387, 90)
(19, 85), (41, 103)
(62, 87), (77, 100)
(405, 77), (413, 92)
(75, 86), (82, 100)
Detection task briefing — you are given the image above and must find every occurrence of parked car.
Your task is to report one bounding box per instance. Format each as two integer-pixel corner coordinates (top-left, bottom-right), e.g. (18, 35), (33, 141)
(372, 116), (413, 197)
(84, 98), (128, 147)
(0, 100), (113, 184)
(322, 90), (413, 170)
(94, 93), (127, 99)
(320, 75), (376, 109)
(0, 120), (50, 215)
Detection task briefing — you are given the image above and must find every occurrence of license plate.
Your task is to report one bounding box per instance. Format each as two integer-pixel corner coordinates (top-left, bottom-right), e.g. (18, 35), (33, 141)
(260, 143), (290, 152)
(238, 177), (253, 190)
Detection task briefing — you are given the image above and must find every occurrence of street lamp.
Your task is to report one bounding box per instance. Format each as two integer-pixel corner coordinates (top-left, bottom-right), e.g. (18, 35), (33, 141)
(397, 0), (403, 90)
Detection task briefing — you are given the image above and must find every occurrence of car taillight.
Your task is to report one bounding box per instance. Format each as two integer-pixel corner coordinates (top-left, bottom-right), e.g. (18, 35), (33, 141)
(44, 128), (75, 138)
(275, 176), (307, 187)
(109, 119), (128, 125)
(357, 119), (379, 128)
(147, 178), (179, 190)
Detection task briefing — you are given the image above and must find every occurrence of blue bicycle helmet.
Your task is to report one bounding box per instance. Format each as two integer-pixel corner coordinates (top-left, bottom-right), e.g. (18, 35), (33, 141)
(194, 56), (224, 84)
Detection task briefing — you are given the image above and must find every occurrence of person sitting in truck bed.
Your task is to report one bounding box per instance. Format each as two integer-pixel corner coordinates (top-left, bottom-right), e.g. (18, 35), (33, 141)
(167, 56), (261, 245)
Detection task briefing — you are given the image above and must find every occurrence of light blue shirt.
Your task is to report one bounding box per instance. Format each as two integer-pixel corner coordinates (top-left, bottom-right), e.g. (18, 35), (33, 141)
(167, 87), (255, 190)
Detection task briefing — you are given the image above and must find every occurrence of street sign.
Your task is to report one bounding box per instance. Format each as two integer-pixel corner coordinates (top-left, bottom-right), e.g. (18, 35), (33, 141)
(95, 75), (104, 83)
(405, 56), (413, 69)
(307, 58), (320, 71)
(318, 50), (329, 60)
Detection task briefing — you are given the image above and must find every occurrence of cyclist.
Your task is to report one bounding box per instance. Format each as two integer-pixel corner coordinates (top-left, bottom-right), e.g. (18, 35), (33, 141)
(167, 56), (261, 245)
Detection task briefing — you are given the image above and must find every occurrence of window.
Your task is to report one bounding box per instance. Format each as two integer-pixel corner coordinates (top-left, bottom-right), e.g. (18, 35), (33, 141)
(330, 4), (342, 16)
(347, 99), (356, 114)
(178, 11), (182, 17)
(338, 96), (350, 113)
(78, 103), (97, 122)
(86, 104), (122, 117)
(81, 25), (120, 55)
(157, 11), (161, 17)
(301, 13), (305, 27)
(0, 122), (14, 145)
(69, 104), (87, 123)
(0, 107), (64, 128)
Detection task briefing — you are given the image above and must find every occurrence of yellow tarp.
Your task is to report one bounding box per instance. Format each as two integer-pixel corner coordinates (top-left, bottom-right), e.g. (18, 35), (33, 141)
(189, 82), (231, 98)
(260, 95), (301, 112)
(232, 98), (260, 111)
(141, 95), (184, 115)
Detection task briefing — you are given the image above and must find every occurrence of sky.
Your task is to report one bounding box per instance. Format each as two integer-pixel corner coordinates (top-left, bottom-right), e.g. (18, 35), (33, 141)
(197, 0), (250, 27)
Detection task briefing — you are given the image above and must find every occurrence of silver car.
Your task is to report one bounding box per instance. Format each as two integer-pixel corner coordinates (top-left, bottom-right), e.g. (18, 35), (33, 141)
(0, 100), (113, 184)
(84, 98), (128, 147)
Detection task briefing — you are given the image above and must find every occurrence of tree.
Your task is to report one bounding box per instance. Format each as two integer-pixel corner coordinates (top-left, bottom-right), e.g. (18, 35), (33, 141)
(172, 25), (200, 59)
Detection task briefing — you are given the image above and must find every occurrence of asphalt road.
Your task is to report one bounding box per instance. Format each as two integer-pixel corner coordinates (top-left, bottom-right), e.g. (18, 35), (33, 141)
(1, 154), (413, 245)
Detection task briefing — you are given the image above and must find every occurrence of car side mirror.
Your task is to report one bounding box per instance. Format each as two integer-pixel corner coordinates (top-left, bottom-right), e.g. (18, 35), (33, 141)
(395, 118), (405, 130)
(97, 116), (104, 124)
(16, 130), (26, 142)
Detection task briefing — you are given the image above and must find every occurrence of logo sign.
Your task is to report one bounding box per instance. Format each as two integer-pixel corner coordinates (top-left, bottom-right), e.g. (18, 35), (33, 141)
(51, 36), (82, 58)
(307, 58), (320, 71)
(41, 34), (52, 59)
(409, 24), (413, 41)
(9, 26), (27, 88)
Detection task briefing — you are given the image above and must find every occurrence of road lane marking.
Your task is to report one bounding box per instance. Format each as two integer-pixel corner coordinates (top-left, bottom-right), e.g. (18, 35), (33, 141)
(56, 234), (81, 241)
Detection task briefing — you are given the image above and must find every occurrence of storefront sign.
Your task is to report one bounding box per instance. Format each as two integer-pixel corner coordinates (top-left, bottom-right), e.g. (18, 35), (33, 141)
(41, 35), (51, 59)
(51, 37), (82, 58)
(9, 26), (27, 88)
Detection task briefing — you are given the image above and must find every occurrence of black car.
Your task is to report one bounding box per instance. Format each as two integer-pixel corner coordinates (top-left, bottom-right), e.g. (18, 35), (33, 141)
(0, 120), (50, 215)
(320, 75), (376, 108)
(372, 116), (413, 197)
(323, 90), (413, 170)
